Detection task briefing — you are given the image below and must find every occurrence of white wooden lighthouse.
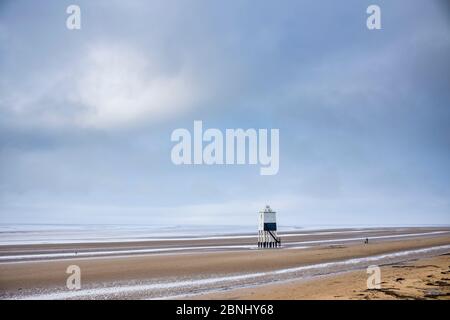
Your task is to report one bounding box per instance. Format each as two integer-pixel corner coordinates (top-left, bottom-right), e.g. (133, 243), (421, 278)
(258, 205), (281, 248)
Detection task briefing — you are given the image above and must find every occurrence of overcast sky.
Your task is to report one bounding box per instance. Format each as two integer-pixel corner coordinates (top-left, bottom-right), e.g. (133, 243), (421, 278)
(0, 0), (449, 226)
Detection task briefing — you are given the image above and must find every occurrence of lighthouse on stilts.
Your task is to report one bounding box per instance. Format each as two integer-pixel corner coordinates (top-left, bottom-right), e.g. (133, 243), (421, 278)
(258, 205), (281, 248)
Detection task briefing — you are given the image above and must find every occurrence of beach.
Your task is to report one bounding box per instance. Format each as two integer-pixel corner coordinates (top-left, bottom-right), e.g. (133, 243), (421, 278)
(0, 226), (449, 299)
(195, 254), (450, 300)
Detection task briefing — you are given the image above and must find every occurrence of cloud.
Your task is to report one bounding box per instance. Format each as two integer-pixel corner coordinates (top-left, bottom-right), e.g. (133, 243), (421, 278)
(0, 0), (449, 226)
(1, 43), (205, 129)
(72, 45), (203, 128)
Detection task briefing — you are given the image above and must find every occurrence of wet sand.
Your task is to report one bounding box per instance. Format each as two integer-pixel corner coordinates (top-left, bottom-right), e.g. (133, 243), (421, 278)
(196, 254), (450, 300)
(0, 227), (449, 299)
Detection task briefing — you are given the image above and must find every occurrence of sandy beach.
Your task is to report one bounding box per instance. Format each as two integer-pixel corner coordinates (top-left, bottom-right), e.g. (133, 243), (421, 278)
(195, 254), (450, 300)
(0, 227), (449, 299)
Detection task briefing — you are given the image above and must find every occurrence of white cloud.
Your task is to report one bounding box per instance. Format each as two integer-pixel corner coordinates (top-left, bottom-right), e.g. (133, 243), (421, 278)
(2, 44), (204, 129)
(72, 45), (202, 128)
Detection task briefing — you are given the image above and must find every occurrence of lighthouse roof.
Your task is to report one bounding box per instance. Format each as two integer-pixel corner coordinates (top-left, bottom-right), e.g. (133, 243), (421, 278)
(260, 205), (275, 213)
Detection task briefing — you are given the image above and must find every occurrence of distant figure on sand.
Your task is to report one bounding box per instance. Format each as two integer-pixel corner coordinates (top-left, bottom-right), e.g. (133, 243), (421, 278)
(364, 238), (369, 244)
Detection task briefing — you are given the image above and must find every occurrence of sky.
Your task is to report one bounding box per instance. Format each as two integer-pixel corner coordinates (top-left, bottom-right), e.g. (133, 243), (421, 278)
(0, 0), (449, 227)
